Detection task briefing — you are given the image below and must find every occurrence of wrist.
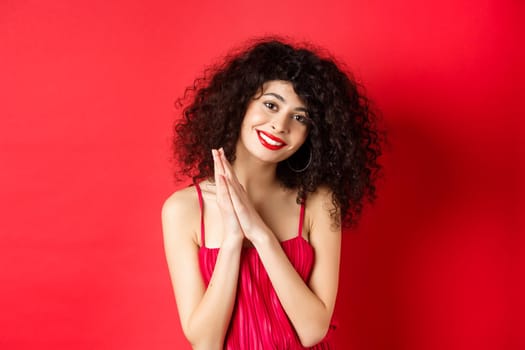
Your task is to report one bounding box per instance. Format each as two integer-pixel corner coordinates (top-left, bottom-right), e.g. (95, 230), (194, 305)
(221, 235), (244, 250)
(250, 228), (275, 249)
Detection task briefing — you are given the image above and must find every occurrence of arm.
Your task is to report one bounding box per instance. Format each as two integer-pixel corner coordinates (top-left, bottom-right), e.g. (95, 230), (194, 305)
(250, 189), (341, 347)
(162, 150), (245, 349)
(162, 193), (242, 349)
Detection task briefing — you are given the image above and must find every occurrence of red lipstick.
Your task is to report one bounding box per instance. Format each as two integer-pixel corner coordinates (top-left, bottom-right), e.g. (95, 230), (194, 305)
(257, 130), (286, 150)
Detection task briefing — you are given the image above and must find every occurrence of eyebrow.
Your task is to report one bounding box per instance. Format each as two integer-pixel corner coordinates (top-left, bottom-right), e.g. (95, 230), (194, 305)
(262, 92), (308, 113)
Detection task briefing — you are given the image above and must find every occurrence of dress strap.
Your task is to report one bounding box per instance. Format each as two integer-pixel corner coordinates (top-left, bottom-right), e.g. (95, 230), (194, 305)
(193, 181), (205, 247)
(297, 200), (306, 238)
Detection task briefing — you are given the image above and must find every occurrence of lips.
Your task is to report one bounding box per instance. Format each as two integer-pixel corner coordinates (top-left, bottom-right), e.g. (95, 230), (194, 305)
(257, 130), (287, 150)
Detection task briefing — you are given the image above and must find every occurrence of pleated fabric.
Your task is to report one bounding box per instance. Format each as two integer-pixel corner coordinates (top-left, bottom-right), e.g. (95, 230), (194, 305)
(195, 183), (335, 349)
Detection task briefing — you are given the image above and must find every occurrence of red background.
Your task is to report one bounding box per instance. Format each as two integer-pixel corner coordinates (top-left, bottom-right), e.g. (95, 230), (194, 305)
(1, 0), (523, 349)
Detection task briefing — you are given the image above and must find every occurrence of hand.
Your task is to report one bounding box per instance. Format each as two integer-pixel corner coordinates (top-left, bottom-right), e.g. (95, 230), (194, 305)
(212, 149), (244, 244)
(214, 148), (269, 243)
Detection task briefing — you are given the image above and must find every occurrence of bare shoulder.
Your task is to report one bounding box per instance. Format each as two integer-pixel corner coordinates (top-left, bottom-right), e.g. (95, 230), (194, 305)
(305, 185), (336, 220)
(306, 186), (334, 207)
(162, 186), (198, 215)
(305, 186), (340, 238)
(161, 185), (200, 244)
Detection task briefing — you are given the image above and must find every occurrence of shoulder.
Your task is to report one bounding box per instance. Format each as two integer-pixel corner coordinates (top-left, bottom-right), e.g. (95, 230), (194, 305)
(305, 186), (339, 236)
(161, 185), (200, 244)
(305, 186), (335, 216)
(162, 185), (199, 218)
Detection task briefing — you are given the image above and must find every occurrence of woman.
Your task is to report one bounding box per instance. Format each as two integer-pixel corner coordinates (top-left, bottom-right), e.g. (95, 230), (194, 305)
(162, 38), (382, 349)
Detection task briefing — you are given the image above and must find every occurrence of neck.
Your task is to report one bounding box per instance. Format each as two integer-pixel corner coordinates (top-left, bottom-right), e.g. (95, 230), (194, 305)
(232, 146), (280, 197)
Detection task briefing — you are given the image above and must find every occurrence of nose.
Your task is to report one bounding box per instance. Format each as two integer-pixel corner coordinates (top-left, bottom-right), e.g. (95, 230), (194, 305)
(270, 114), (289, 133)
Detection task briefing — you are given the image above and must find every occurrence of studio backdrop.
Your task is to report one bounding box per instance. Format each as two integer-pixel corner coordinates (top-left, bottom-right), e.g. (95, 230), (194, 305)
(1, 0), (522, 349)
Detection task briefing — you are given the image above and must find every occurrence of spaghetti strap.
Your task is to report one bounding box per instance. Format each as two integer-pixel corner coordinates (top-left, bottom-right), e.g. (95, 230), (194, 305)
(194, 181), (205, 247)
(297, 201), (306, 238)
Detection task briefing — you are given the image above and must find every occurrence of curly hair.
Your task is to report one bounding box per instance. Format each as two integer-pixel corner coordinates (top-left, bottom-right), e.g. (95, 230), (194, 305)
(173, 37), (383, 227)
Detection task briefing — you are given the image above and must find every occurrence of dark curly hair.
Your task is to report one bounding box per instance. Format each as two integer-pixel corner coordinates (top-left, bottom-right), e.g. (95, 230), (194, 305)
(173, 37), (383, 228)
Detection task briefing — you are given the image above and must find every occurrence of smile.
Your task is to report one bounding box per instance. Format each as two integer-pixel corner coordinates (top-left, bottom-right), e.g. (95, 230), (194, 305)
(257, 130), (286, 150)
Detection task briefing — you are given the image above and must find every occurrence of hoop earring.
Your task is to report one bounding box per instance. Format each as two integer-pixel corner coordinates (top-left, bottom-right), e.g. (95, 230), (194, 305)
(286, 147), (312, 173)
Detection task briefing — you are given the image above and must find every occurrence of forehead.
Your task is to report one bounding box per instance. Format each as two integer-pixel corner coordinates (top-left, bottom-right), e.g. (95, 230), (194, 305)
(260, 80), (306, 108)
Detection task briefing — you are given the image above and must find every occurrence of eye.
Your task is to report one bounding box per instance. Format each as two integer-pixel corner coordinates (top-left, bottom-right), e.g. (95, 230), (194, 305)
(292, 114), (310, 125)
(264, 101), (278, 111)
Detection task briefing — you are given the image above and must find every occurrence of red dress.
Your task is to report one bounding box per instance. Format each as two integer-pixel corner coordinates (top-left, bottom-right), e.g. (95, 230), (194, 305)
(195, 183), (335, 349)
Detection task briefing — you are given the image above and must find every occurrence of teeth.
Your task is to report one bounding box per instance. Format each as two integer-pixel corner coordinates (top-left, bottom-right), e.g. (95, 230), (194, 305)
(259, 132), (283, 146)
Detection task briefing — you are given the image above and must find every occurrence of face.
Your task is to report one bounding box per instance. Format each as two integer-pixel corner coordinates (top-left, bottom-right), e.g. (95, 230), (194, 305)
(236, 80), (310, 165)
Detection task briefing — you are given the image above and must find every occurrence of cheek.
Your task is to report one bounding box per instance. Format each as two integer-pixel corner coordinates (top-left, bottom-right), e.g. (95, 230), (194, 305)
(295, 127), (309, 144)
(250, 111), (268, 125)
(242, 107), (267, 127)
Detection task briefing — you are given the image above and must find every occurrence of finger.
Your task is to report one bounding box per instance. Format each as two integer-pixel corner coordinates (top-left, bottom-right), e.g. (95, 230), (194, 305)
(216, 174), (236, 218)
(214, 151), (237, 214)
(224, 175), (251, 230)
(219, 149), (248, 199)
(217, 175), (245, 236)
(217, 148), (230, 174)
(212, 149), (220, 190)
(214, 150), (229, 202)
(217, 174), (234, 209)
(215, 149), (226, 177)
(212, 149), (224, 188)
(216, 149), (251, 219)
(223, 174), (242, 210)
(218, 148), (241, 186)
